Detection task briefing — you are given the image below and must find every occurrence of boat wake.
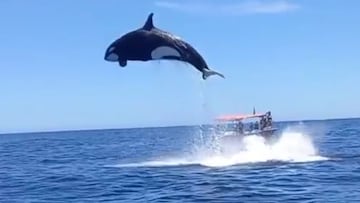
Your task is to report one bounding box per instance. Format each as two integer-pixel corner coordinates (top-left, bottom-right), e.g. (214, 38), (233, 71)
(113, 127), (329, 168)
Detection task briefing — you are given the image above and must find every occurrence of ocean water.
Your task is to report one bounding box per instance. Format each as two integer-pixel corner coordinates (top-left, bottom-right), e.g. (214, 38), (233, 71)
(1, 118), (360, 202)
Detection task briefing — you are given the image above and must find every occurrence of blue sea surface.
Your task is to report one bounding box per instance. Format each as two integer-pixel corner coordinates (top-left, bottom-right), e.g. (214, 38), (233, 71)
(1, 119), (360, 202)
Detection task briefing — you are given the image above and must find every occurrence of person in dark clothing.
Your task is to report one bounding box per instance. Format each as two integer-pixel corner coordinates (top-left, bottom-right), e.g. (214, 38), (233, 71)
(254, 121), (259, 130)
(260, 116), (265, 130)
(267, 111), (272, 127)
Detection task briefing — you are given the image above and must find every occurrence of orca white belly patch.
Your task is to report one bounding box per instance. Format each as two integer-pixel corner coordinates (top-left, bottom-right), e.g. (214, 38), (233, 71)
(151, 46), (181, 59)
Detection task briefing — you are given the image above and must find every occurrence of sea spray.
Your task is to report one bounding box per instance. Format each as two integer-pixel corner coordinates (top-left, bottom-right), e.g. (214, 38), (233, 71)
(198, 129), (328, 167)
(194, 76), (224, 156)
(113, 127), (328, 168)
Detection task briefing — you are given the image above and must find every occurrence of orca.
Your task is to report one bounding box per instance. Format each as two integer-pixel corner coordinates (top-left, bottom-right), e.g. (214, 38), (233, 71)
(104, 13), (225, 80)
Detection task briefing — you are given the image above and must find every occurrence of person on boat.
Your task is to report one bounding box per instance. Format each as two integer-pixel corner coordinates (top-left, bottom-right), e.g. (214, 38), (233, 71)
(237, 121), (244, 134)
(260, 116), (266, 130)
(249, 122), (254, 131)
(267, 111), (273, 127)
(254, 121), (259, 130)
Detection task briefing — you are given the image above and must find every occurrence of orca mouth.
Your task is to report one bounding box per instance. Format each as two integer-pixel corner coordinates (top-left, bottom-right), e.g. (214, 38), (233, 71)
(105, 53), (119, 62)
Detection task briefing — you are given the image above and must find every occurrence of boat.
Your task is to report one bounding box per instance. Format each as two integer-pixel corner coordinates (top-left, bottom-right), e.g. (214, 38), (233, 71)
(214, 110), (277, 139)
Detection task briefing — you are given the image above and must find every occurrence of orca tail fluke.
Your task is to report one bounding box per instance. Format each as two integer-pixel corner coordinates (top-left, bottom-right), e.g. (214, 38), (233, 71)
(202, 69), (225, 80)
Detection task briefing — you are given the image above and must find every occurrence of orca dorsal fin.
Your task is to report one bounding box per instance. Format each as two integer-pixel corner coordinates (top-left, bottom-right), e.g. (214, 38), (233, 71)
(142, 13), (155, 31)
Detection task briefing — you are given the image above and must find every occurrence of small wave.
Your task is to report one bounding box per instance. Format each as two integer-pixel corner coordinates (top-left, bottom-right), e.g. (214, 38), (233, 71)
(111, 159), (197, 168)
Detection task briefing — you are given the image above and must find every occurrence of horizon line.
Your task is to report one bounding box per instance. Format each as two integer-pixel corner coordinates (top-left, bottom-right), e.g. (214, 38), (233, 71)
(1, 116), (359, 136)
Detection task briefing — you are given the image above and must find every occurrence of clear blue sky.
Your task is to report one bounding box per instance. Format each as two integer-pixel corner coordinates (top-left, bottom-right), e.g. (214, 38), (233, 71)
(1, 0), (359, 133)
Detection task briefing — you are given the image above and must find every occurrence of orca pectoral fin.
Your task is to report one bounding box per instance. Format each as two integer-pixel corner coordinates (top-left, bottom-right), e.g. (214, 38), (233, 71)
(202, 69), (225, 80)
(119, 60), (127, 67)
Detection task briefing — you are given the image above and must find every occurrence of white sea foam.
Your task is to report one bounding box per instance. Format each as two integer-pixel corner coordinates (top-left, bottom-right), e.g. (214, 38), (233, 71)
(113, 127), (328, 168)
(197, 130), (327, 167)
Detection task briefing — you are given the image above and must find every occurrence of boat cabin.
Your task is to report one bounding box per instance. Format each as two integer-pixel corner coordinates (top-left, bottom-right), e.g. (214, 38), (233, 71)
(214, 111), (276, 137)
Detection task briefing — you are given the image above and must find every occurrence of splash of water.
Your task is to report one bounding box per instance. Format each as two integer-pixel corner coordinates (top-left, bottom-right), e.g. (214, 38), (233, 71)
(198, 130), (327, 167)
(113, 128), (328, 168)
